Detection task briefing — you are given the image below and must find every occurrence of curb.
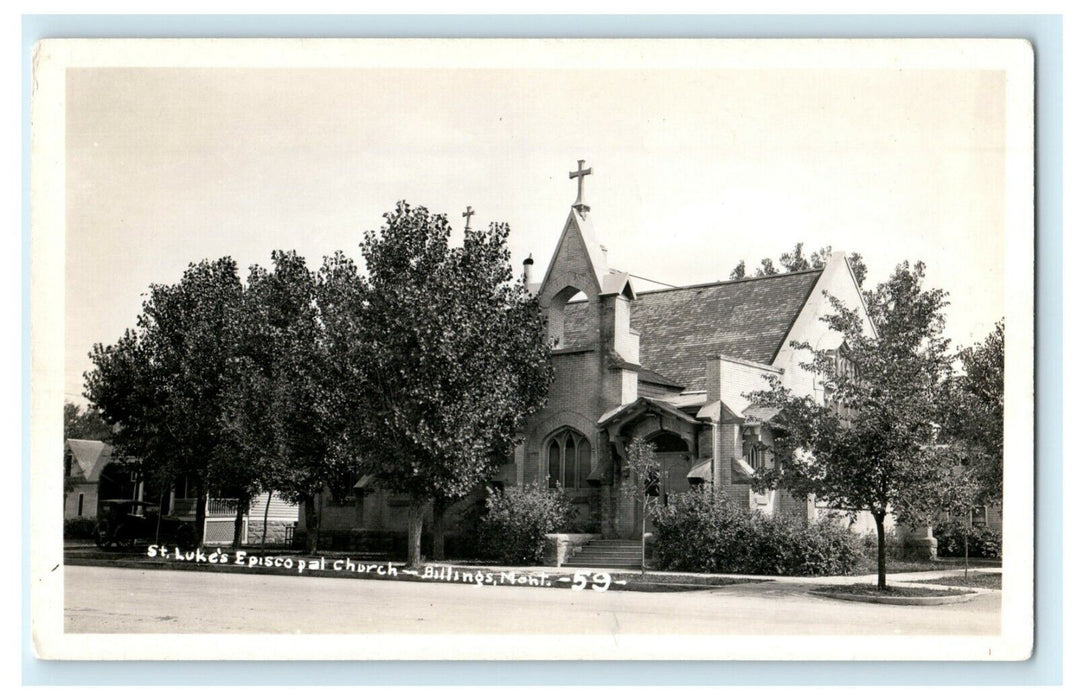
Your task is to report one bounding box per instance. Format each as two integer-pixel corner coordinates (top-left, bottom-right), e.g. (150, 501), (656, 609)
(809, 588), (981, 606)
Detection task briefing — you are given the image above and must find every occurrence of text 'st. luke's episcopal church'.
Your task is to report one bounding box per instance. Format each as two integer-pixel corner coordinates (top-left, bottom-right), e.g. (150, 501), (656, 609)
(306, 162), (881, 549)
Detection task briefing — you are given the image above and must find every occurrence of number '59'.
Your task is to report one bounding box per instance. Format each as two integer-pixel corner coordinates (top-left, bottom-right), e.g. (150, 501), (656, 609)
(571, 572), (611, 592)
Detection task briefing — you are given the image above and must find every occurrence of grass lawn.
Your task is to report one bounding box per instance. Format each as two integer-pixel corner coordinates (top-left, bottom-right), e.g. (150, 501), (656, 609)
(850, 558), (960, 575)
(917, 572), (1002, 589)
(816, 583), (974, 598)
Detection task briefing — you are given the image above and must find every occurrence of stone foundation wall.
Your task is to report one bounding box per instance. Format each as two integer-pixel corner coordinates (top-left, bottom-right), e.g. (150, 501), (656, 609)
(246, 519), (297, 546)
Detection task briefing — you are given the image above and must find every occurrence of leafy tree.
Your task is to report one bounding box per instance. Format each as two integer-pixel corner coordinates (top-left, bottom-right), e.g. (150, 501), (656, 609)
(624, 437), (662, 572)
(932, 320), (1005, 576)
(350, 202), (553, 567)
(755, 258), (779, 277)
(86, 258), (246, 546)
(730, 244), (867, 287)
(64, 402), (113, 442)
(933, 455), (987, 579)
(220, 252), (316, 549)
(224, 250), (361, 553)
(779, 242), (813, 272)
(943, 321), (1004, 505)
(749, 261), (952, 588)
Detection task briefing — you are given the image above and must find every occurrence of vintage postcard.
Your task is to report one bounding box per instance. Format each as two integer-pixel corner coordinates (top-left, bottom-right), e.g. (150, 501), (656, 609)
(31, 38), (1034, 661)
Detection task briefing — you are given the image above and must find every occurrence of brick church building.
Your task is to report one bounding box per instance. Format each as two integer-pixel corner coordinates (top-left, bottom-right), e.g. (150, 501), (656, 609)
(305, 163), (882, 551)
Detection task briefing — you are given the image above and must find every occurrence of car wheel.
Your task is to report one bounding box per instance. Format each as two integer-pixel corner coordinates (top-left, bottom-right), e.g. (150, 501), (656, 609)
(114, 527), (135, 550)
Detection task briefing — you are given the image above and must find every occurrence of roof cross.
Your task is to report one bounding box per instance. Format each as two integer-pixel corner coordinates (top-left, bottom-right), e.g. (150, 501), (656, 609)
(462, 205), (475, 231)
(569, 159), (593, 213)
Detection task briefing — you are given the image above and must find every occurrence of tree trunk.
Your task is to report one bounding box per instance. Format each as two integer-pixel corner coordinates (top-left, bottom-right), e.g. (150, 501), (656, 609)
(304, 493), (320, 555)
(407, 499), (428, 568)
(964, 510), (971, 581)
(873, 511), (887, 590)
(194, 483), (207, 548)
(154, 489), (166, 546)
(261, 492), (273, 550)
(232, 497), (247, 549)
(640, 505), (647, 574)
(432, 500), (446, 561)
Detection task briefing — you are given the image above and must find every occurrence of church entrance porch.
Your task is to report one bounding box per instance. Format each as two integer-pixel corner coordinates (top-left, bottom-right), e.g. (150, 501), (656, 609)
(597, 397), (702, 540)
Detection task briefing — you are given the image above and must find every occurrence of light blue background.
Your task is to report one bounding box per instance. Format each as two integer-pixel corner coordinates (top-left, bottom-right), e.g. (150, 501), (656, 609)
(22, 13), (1062, 686)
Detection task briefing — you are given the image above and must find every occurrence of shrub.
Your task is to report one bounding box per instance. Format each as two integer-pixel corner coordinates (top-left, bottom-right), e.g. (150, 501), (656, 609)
(859, 529), (907, 562)
(934, 521), (1002, 559)
(478, 483), (574, 565)
(64, 517), (98, 540)
(650, 490), (863, 576)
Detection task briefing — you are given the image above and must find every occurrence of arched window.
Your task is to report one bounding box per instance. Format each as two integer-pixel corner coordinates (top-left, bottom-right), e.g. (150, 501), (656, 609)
(546, 428), (591, 489)
(747, 442), (766, 471)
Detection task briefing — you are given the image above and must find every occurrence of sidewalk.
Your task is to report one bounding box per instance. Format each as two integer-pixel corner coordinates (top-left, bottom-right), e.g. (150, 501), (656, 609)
(63, 543), (1001, 593)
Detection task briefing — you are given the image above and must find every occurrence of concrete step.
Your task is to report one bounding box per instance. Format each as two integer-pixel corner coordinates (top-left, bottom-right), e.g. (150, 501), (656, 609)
(573, 554), (642, 561)
(568, 552), (643, 560)
(577, 545), (643, 553)
(567, 539), (647, 566)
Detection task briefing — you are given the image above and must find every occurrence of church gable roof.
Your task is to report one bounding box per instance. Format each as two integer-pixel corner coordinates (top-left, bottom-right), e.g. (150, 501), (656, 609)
(628, 269), (823, 390)
(537, 208), (611, 301)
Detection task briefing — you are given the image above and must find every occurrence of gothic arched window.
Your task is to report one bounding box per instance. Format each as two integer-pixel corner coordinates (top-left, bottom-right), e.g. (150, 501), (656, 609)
(747, 442), (766, 471)
(546, 428), (591, 489)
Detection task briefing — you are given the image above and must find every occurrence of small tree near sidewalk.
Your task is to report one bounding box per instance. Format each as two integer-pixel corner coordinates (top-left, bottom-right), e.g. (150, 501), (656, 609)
(624, 437), (662, 572)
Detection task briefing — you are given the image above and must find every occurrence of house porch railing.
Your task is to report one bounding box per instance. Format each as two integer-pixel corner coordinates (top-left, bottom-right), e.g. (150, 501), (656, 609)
(171, 497), (241, 518)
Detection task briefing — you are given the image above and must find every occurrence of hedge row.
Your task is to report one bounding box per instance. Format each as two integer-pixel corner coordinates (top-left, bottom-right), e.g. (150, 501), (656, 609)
(650, 490), (863, 576)
(64, 517), (98, 540)
(933, 521), (1002, 559)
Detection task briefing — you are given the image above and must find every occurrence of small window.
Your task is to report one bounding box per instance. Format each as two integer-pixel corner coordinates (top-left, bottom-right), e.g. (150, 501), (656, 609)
(77, 492), (84, 517)
(747, 443), (766, 471)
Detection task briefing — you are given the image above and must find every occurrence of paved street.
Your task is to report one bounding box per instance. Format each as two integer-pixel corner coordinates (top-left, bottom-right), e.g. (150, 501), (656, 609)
(65, 564), (1000, 636)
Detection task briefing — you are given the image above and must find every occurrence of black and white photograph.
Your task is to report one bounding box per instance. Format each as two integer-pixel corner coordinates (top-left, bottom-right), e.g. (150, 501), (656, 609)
(30, 38), (1034, 661)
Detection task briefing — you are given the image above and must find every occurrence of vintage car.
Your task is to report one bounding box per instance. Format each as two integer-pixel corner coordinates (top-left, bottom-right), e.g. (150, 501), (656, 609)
(94, 499), (197, 549)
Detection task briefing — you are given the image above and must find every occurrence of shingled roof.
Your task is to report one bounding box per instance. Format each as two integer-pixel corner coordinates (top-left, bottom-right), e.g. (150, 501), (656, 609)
(563, 269), (822, 391)
(631, 270), (822, 389)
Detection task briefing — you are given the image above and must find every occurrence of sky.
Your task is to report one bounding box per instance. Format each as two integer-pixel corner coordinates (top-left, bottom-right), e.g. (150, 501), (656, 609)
(64, 61), (1008, 405)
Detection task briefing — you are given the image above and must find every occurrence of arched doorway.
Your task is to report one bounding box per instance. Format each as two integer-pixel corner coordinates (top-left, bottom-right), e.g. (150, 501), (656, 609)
(631, 431), (691, 537)
(648, 431), (692, 505)
(620, 430), (693, 538)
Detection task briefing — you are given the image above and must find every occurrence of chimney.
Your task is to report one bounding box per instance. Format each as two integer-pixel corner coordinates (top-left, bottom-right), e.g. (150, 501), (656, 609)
(523, 253), (534, 286)
(706, 356), (723, 404)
